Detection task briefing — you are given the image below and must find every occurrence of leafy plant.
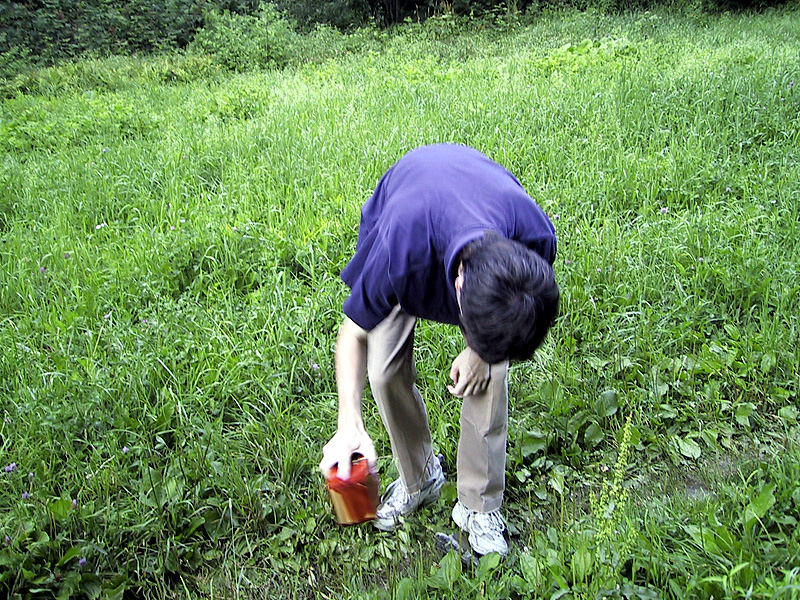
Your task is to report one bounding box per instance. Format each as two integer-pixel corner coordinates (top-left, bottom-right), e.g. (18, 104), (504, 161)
(188, 4), (301, 71)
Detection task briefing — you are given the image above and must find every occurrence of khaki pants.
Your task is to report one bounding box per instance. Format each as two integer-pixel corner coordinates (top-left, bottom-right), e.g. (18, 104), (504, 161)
(367, 306), (509, 513)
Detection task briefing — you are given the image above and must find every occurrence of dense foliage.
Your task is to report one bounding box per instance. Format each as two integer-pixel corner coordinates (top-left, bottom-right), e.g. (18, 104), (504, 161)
(0, 1), (252, 59)
(1, 0), (795, 68)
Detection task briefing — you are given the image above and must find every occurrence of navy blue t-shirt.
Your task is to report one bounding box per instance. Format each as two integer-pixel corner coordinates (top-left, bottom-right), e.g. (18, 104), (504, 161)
(341, 144), (557, 331)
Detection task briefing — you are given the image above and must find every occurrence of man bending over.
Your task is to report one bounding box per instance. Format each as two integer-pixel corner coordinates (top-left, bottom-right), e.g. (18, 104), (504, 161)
(320, 143), (559, 557)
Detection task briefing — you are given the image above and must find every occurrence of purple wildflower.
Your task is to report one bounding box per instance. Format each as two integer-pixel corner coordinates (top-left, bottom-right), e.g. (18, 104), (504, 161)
(122, 446), (130, 454)
(22, 492), (29, 500)
(4, 463), (16, 473)
(660, 207), (668, 214)
(72, 499), (78, 509)
(78, 557), (88, 568)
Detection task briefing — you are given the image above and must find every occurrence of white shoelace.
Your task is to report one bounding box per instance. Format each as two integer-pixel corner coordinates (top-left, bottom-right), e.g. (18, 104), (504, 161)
(470, 510), (505, 536)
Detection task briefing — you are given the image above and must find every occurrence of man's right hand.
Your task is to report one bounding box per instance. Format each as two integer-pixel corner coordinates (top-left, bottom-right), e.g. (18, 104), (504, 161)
(320, 426), (377, 480)
(321, 317), (374, 480)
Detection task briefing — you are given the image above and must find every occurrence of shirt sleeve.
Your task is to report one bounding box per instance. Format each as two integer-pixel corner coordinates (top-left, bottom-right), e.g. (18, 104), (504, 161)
(341, 236), (398, 331)
(527, 234), (557, 265)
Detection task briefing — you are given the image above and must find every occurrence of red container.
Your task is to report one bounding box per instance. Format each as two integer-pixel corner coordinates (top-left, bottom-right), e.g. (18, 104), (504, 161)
(326, 456), (379, 525)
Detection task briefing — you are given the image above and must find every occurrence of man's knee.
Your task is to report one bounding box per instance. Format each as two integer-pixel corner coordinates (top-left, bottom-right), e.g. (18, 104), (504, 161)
(368, 364), (414, 394)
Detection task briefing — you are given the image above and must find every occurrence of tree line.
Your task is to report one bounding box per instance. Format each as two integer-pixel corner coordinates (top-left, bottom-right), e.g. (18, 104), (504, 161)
(0, 0), (788, 66)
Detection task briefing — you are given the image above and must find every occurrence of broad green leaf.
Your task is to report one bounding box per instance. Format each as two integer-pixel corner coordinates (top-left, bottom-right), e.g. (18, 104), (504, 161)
(550, 587), (572, 600)
(165, 547), (180, 573)
(595, 389), (619, 418)
(519, 553), (542, 585)
(548, 470), (565, 496)
(395, 578), (417, 600)
(427, 551), (461, 590)
(700, 429), (719, 450)
(778, 405), (798, 423)
(522, 431), (547, 457)
(584, 422), (605, 448)
(683, 524), (720, 553)
(735, 403), (756, 427)
(164, 476), (184, 504)
(56, 546), (82, 567)
(567, 410), (589, 437)
(760, 351), (775, 374)
(304, 516), (317, 535)
(50, 498), (74, 520)
(658, 404), (677, 419)
(712, 524), (741, 554)
(534, 484), (548, 500)
(744, 485), (776, 528)
(586, 356), (611, 371)
(103, 576), (128, 600)
(81, 574), (103, 600)
(186, 514), (206, 537)
(724, 323), (741, 341)
(515, 467), (531, 483)
(538, 380), (559, 402)
(477, 551), (502, 578)
(571, 544), (593, 582)
(613, 357), (635, 375)
(729, 562), (751, 577)
(56, 571), (80, 600)
(676, 436), (702, 459)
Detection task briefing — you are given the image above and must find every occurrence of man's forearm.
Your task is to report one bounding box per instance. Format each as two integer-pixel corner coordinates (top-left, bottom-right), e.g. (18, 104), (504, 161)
(335, 317), (369, 430)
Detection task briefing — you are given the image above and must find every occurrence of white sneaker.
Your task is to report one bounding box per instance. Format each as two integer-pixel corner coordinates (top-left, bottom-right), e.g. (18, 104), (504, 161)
(373, 455), (445, 532)
(452, 500), (509, 556)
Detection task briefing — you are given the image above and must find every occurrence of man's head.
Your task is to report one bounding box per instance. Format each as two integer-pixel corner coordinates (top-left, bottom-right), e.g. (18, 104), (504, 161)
(455, 232), (559, 364)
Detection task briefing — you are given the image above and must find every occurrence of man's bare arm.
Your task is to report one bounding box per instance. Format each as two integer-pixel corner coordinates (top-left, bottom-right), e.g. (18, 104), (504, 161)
(320, 317), (376, 479)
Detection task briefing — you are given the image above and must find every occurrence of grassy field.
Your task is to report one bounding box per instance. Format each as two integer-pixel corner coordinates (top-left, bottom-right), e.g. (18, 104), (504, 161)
(1, 7), (799, 599)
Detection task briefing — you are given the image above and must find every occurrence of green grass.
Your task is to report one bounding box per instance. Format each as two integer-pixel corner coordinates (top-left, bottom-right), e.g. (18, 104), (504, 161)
(1, 7), (799, 599)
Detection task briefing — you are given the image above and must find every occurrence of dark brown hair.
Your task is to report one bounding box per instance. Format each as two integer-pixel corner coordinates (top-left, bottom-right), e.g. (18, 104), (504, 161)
(459, 232), (559, 363)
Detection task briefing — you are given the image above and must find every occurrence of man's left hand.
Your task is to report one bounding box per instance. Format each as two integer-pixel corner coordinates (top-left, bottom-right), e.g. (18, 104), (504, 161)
(448, 347), (491, 398)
